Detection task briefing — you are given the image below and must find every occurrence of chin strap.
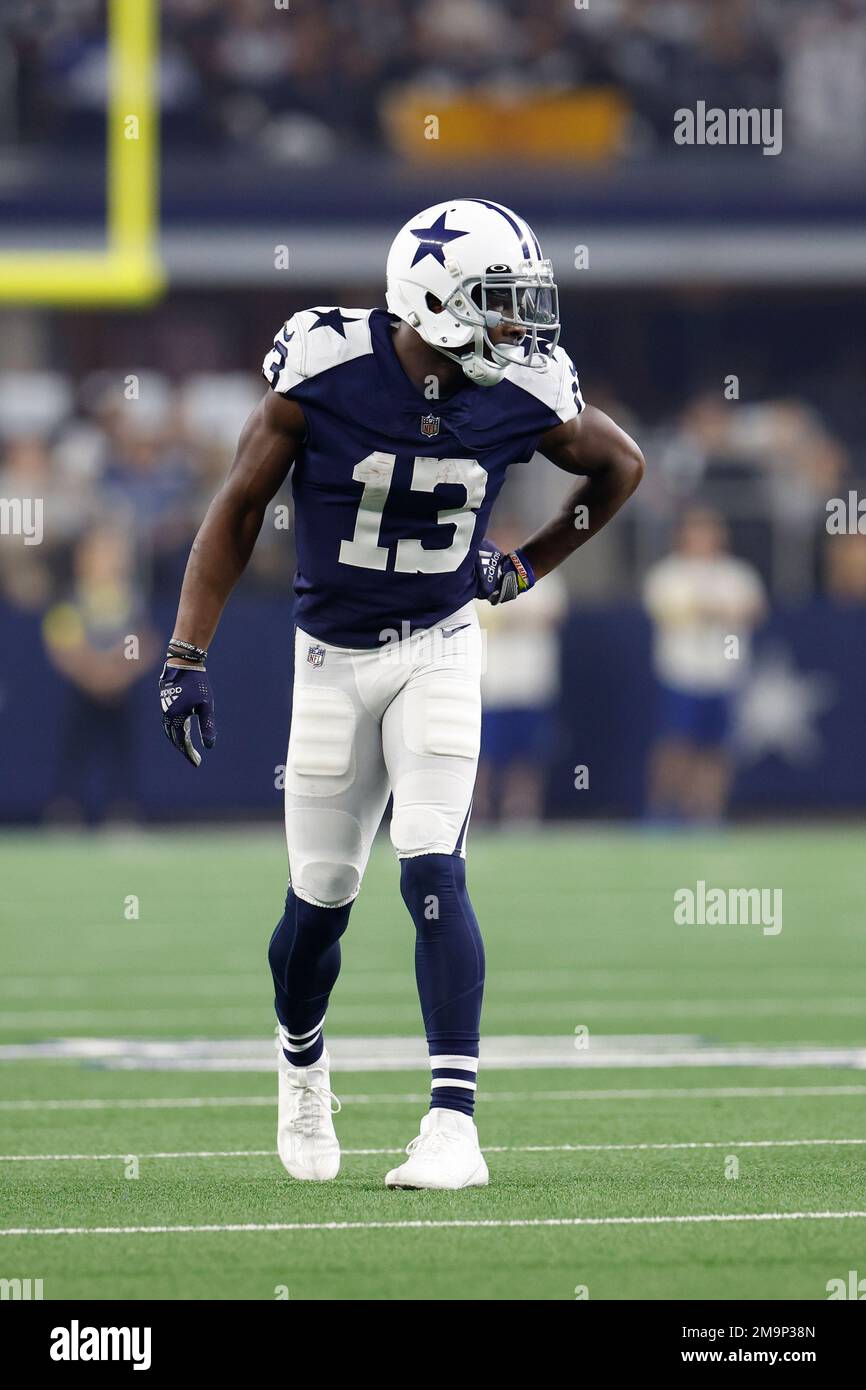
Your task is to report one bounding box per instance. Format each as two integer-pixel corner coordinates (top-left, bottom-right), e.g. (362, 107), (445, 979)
(461, 356), (506, 386)
(456, 329), (507, 386)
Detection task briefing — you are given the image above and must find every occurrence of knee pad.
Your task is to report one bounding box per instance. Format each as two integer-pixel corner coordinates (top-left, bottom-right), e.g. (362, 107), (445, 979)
(286, 807), (363, 907)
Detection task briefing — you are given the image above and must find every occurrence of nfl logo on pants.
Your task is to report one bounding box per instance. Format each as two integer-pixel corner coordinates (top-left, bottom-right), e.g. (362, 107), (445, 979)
(307, 644), (326, 668)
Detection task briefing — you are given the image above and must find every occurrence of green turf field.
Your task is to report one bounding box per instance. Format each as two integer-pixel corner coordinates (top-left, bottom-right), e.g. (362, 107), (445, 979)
(1, 826), (865, 1300)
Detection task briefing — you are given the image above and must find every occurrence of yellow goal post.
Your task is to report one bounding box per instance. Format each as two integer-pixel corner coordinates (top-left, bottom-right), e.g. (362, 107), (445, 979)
(0, 0), (164, 306)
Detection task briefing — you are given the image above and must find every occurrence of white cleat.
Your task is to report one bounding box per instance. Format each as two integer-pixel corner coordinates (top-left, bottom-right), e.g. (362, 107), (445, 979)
(276, 1036), (341, 1181)
(385, 1108), (489, 1190)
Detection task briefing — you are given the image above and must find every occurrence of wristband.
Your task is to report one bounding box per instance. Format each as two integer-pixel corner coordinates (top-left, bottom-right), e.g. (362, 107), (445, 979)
(167, 639), (208, 665)
(509, 549), (535, 593)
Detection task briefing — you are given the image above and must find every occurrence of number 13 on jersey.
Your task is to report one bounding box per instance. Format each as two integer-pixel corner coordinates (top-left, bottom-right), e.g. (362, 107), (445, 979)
(338, 451), (488, 574)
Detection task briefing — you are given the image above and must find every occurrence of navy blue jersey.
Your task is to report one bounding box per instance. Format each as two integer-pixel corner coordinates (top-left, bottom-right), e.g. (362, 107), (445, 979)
(262, 307), (583, 647)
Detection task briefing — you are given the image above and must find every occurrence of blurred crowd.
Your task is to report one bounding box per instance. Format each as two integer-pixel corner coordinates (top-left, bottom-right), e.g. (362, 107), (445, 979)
(0, 364), (287, 616)
(0, 363), (282, 821)
(1, 328), (862, 824)
(1, 348), (863, 629)
(3, 0), (866, 163)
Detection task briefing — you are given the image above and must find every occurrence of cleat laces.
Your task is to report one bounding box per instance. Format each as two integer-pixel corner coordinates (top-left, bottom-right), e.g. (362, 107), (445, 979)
(288, 1082), (342, 1138)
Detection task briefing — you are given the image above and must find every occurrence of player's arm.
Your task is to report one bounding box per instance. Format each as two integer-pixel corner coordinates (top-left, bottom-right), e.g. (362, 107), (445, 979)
(160, 389), (304, 766)
(171, 390), (305, 652)
(521, 406), (644, 580)
(475, 405), (643, 605)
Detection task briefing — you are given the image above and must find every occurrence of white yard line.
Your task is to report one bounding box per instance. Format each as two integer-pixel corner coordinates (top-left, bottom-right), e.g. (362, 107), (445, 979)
(0, 1137), (864, 1163)
(0, 1033), (702, 1065)
(3, 1211), (866, 1238)
(3, 1035), (866, 1071)
(2, 1083), (866, 1111)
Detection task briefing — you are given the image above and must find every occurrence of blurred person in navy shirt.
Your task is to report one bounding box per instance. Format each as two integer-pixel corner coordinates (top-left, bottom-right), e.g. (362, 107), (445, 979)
(42, 523), (159, 824)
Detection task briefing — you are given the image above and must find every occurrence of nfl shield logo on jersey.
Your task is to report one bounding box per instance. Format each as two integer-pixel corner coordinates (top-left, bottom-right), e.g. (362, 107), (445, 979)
(307, 644), (326, 668)
(420, 413), (440, 438)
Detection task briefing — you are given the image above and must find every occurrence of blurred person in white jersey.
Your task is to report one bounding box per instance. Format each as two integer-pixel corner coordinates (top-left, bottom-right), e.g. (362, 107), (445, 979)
(643, 506), (766, 825)
(475, 518), (567, 825)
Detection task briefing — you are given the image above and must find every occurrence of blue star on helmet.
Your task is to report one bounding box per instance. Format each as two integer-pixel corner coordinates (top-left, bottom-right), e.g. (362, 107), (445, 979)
(308, 308), (362, 338)
(409, 211), (469, 268)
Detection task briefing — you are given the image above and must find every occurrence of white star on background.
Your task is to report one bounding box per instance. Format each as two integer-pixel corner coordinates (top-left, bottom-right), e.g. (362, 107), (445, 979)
(733, 643), (837, 766)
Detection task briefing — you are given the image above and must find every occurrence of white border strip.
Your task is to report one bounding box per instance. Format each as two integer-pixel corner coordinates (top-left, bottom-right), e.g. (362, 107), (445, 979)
(3, 1211), (866, 1238)
(1, 1137), (863, 1163)
(2, 1083), (866, 1111)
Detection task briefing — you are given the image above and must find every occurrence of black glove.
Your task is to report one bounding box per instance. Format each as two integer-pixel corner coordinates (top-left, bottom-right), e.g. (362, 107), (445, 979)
(159, 663), (216, 768)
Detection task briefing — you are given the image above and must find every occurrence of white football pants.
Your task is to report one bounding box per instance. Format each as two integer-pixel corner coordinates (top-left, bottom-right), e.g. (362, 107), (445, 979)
(284, 601), (483, 908)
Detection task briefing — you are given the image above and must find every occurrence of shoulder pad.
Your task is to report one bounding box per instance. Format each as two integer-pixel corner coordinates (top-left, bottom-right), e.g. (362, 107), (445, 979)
(262, 308), (374, 394)
(503, 344), (584, 424)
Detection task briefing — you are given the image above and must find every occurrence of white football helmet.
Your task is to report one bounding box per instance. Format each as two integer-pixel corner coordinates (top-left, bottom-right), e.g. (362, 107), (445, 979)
(385, 198), (560, 387)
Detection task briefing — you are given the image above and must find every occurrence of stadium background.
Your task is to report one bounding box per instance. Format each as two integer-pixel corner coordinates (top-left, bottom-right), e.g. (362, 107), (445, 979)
(2, 0), (866, 1305)
(3, 0), (866, 822)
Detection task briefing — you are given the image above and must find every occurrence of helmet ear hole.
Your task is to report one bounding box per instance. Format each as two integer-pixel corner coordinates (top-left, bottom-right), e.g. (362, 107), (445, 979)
(425, 292), (444, 313)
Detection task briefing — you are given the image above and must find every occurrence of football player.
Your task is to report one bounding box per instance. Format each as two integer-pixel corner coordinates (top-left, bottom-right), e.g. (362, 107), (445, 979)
(160, 199), (643, 1190)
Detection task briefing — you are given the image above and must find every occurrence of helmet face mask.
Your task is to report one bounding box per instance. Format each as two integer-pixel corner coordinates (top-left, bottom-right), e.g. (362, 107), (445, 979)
(385, 199), (561, 387)
(445, 260), (560, 374)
